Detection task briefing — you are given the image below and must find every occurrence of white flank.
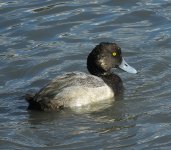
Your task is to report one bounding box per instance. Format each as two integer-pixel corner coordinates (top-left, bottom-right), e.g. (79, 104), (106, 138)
(55, 85), (114, 108)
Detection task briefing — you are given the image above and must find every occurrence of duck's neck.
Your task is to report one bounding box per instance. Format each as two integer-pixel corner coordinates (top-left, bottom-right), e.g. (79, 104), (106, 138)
(100, 73), (123, 94)
(87, 52), (123, 94)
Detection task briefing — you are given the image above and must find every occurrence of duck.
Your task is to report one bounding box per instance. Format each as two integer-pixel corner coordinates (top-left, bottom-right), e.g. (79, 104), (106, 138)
(25, 42), (137, 111)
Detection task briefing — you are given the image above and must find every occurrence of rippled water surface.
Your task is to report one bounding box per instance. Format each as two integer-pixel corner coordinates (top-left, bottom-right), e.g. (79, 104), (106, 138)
(1, 0), (171, 149)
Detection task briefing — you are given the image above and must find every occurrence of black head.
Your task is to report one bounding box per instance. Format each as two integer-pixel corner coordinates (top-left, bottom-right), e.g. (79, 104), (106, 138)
(87, 42), (123, 76)
(87, 42), (137, 76)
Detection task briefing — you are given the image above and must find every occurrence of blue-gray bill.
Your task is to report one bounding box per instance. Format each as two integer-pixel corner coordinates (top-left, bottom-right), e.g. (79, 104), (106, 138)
(119, 58), (137, 74)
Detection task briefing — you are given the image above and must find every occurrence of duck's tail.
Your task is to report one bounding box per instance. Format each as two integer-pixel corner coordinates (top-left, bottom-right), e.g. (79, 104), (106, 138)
(25, 94), (41, 110)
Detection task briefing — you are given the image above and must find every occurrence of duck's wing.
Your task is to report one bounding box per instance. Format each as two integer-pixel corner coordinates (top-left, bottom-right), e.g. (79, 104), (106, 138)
(28, 72), (113, 110)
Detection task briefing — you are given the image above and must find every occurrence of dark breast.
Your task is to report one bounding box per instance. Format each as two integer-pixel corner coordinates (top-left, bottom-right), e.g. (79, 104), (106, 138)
(100, 74), (123, 95)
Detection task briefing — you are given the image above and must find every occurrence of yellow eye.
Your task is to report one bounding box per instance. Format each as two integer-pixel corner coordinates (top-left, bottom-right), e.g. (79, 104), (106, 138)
(112, 52), (117, 56)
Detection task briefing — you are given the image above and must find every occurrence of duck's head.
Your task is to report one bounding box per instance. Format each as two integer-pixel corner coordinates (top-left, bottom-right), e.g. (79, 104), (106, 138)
(87, 42), (137, 76)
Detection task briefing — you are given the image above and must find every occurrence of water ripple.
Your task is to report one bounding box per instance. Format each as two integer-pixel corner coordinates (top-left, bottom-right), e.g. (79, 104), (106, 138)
(1, 0), (171, 149)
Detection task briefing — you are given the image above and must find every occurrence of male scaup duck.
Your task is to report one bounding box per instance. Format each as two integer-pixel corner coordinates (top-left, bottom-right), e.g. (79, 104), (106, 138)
(26, 42), (137, 111)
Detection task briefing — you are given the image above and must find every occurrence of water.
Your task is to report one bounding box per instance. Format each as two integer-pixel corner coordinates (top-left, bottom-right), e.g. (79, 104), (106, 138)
(0, 0), (171, 149)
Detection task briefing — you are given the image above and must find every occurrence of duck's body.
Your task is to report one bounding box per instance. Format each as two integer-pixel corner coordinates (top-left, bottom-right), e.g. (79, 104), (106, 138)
(27, 72), (116, 110)
(26, 42), (137, 111)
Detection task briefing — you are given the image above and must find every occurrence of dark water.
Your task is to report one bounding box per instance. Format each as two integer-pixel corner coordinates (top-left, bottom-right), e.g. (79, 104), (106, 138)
(1, 0), (171, 149)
